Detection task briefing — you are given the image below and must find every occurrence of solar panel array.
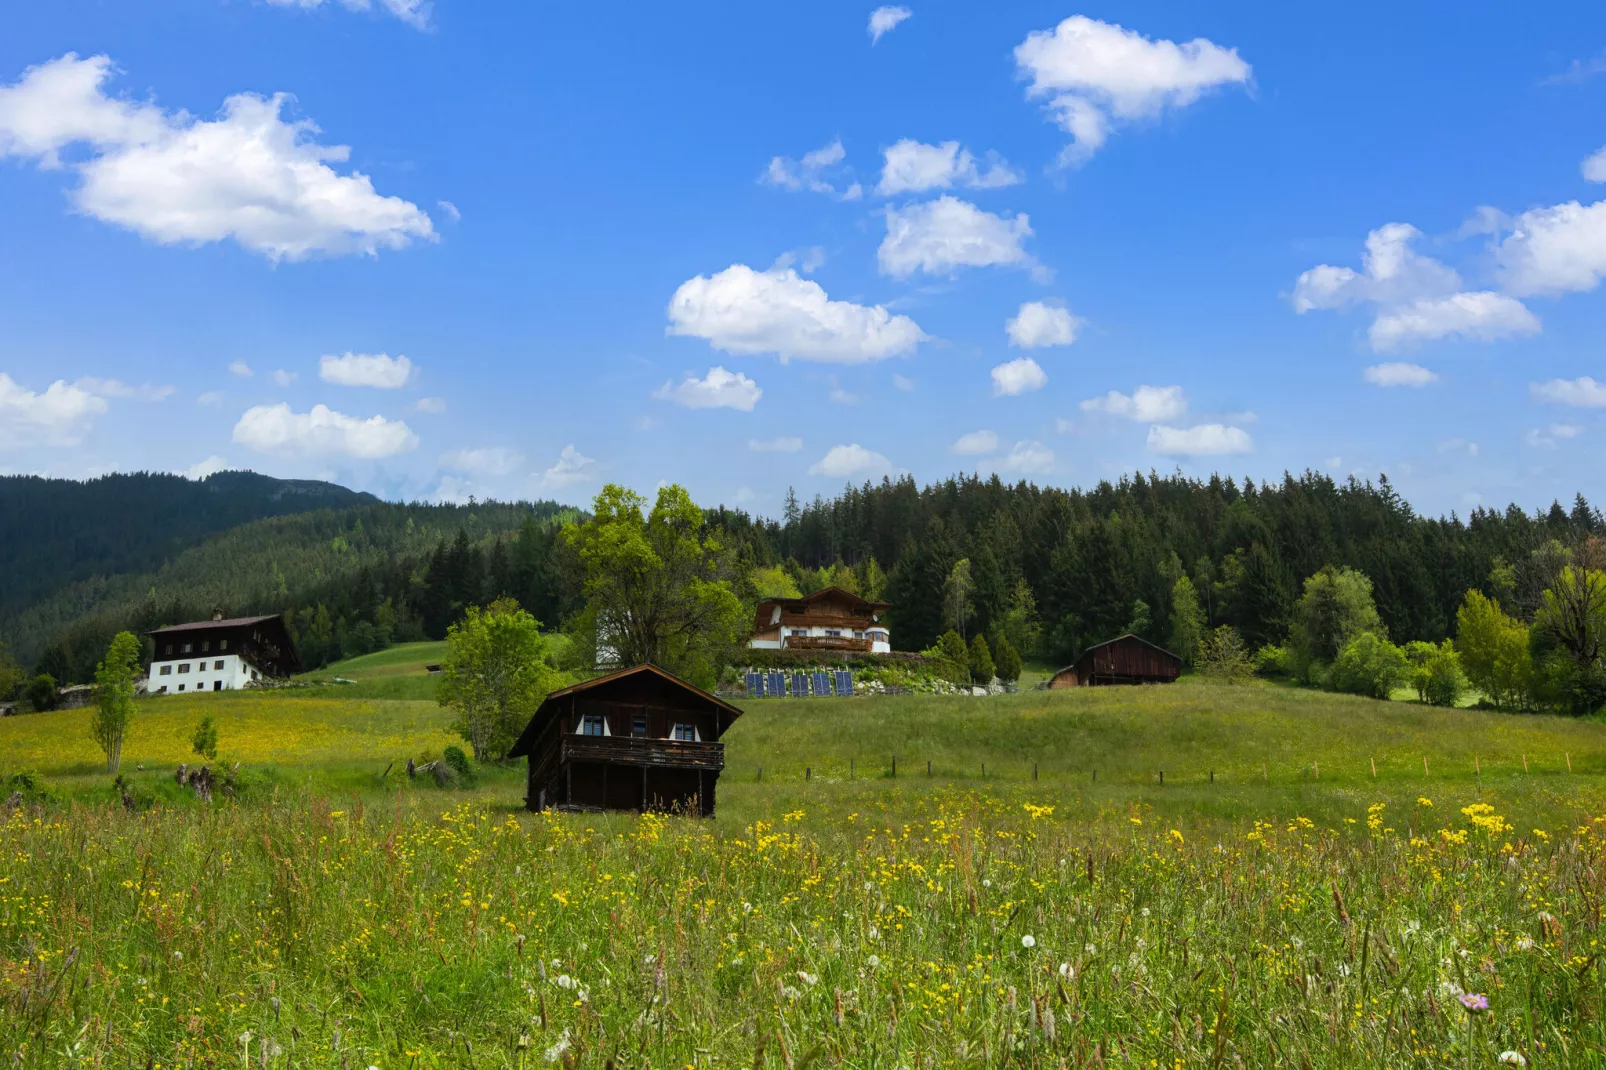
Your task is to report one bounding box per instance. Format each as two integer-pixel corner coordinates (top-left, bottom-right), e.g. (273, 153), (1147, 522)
(743, 669), (855, 698)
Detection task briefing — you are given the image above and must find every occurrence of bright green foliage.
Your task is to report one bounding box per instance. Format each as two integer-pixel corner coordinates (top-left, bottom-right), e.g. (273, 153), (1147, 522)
(925, 629), (972, 687)
(968, 634), (994, 685)
(91, 631), (141, 773)
(1195, 625), (1254, 683)
(439, 597), (560, 761)
(814, 560), (859, 595)
(997, 579), (1042, 660)
(190, 714), (218, 761)
(1534, 565), (1606, 670)
(750, 566), (801, 600)
(1456, 590), (1535, 711)
(859, 556), (887, 602)
(1329, 632), (1409, 700)
(942, 559), (974, 640)
(993, 635), (1022, 683)
(0, 642), (22, 701)
(25, 674), (56, 712)
(1254, 644), (1292, 677)
(443, 744), (476, 785)
(563, 484), (748, 687)
(1125, 598), (1152, 639)
(1169, 576), (1205, 667)
(1289, 565), (1386, 669)
(1405, 640), (1467, 707)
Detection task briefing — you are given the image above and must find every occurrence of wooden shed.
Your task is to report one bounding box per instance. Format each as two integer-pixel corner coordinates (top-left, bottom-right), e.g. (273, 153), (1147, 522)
(506, 664), (742, 816)
(1050, 634), (1182, 688)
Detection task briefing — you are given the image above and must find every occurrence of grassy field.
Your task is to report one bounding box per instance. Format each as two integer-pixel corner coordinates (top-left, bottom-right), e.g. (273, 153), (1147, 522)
(1, 663), (1604, 1066)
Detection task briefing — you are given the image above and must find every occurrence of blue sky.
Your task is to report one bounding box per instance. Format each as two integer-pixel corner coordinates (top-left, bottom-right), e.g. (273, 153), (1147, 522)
(2, 1), (1604, 518)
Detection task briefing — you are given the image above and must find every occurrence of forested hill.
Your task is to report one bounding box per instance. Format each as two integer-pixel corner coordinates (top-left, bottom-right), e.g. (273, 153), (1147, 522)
(0, 471), (376, 615)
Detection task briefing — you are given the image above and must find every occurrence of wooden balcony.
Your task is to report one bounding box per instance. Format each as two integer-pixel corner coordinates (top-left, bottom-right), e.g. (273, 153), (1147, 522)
(782, 635), (874, 653)
(560, 734), (725, 771)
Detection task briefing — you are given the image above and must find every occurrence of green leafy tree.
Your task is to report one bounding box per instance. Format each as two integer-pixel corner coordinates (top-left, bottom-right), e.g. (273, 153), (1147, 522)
(942, 559), (974, 641)
(91, 631), (141, 773)
(751, 566), (802, 600)
(1534, 565), (1606, 670)
(439, 597), (560, 762)
(0, 641), (23, 701)
(1328, 632), (1409, 700)
(563, 484), (748, 687)
(968, 634), (995, 685)
(1169, 576), (1205, 667)
(1410, 640), (1467, 707)
(1195, 625), (1254, 683)
(859, 556), (887, 602)
(1125, 599), (1152, 639)
(1288, 565), (1386, 676)
(997, 579), (1042, 659)
(1455, 589), (1534, 711)
(191, 714), (219, 760)
(993, 634), (1022, 684)
(25, 674), (57, 712)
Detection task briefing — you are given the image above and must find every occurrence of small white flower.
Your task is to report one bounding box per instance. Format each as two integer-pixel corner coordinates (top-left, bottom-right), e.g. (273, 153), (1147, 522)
(1021, 934), (1036, 949)
(863, 880), (873, 890)
(781, 985), (801, 1001)
(868, 926), (880, 941)
(1499, 1052), (1527, 1066)
(172, 951), (182, 960)
(1290, 936), (1304, 950)
(1140, 907), (1150, 918)
(742, 902), (753, 914)
(1135, 938), (1148, 951)
(1437, 980), (1464, 998)
(866, 955), (880, 968)
(982, 879), (992, 888)
(1515, 937), (1535, 951)
(644, 953), (656, 964)
(555, 974), (574, 990)
(1058, 962), (1074, 979)
(797, 970), (819, 986)
(1084, 943), (1096, 954)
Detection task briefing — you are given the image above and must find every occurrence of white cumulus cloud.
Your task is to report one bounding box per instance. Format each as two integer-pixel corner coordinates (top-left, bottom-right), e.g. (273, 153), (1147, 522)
(880, 196), (1039, 279)
(0, 54), (435, 261)
(1006, 301), (1081, 348)
(749, 436), (803, 452)
(1294, 223), (1539, 350)
(229, 361), (253, 378)
(1080, 384), (1185, 422)
(998, 440), (1055, 474)
(1584, 147), (1606, 183)
(991, 357), (1047, 396)
(441, 447), (524, 476)
(181, 455), (229, 480)
(876, 139), (1022, 195)
(1531, 376), (1606, 407)
(538, 445), (598, 490)
(272, 369), (298, 387)
(1495, 200), (1606, 297)
(667, 264), (926, 363)
(319, 352), (414, 389)
(868, 6), (912, 43)
(951, 429), (998, 455)
(231, 402), (418, 458)
(1013, 16), (1251, 164)
(265, 0), (431, 30)
(415, 396), (446, 413)
(762, 138), (862, 201)
(1363, 362), (1439, 387)
(653, 366), (762, 411)
(0, 374), (109, 448)
(809, 443), (892, 478)
(1146, 423), (1253, 456)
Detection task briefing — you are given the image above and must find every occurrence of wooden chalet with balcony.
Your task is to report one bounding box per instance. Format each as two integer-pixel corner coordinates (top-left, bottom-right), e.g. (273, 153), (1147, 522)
(748, 587), (892, 655)
(147, 610), (301, 694)
(506, 664), (741, 816)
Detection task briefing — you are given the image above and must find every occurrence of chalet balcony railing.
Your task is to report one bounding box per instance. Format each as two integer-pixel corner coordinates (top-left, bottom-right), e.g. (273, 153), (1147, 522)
(560, 734), (725, 771)
(781, 635), (874, 653)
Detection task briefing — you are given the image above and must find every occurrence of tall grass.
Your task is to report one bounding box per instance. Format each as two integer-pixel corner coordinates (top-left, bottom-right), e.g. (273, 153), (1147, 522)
(1, 791), (1602, 1067)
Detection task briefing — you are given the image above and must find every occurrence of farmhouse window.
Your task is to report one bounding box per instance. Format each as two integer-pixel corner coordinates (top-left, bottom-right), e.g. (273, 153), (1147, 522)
(181, 643), (193, 654)
(672, 723), (697, 742)
(201, 641), (210, 652)
(165, 644), (173, 656)
(220, 639), (228, 651)
(581, 715), (605, 736)
(158, 686), (167, 694)
(789, 629), (806, 637)
(214, 660), (225, 670)
(177, 684), (185, 691)
(825, 630), (842, 637)
(632, 715), (647, 737)
(178, 663), (190, 674)
(159, 665), (172, 676)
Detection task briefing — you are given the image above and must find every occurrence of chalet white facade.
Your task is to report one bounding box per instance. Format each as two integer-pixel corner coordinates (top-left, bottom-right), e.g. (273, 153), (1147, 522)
(147, 612), (301, 694)
(748, 587), (892, 655)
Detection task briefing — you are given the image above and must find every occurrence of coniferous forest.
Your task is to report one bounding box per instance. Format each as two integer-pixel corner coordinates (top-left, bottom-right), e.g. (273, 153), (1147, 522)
(1, 469), (1602, 701)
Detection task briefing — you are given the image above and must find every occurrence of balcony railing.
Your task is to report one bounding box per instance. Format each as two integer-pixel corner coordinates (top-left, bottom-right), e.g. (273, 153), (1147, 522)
(560, 734), (725, 771)
(782, 635), (874, 652)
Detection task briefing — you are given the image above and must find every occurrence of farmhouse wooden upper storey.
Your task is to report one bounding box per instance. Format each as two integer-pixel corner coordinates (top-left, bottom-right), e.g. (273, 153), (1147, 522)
(748, 587), (892, 654)
(147, 612), (302, 684)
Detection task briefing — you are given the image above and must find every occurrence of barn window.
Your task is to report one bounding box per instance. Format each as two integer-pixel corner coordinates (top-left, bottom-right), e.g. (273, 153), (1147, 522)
(632, 716), (647, 737)
(581, 715), (605, 737)
(672, 723), (698, 742)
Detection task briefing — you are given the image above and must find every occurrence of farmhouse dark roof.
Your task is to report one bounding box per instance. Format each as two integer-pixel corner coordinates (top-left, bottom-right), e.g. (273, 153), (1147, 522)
(148, 614), (284, 635)
(1057, 633), (1182, 673)
(507, 663), (742, 759)
(759, 586), (892, 612)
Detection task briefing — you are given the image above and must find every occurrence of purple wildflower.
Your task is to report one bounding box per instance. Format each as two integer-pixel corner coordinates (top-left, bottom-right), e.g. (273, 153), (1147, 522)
(1459, 993), (1490, 1013)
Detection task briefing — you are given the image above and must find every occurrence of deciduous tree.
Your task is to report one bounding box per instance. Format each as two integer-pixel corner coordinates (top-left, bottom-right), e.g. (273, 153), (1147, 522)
(439, 597), (560, 762)
(1455, 590), (1533, 711)
(91, 631), (141, 773)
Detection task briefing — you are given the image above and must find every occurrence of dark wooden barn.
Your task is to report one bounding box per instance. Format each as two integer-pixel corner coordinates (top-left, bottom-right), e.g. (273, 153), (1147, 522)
(506, 664), (742, 816)
(1050, 634), (1182, 688)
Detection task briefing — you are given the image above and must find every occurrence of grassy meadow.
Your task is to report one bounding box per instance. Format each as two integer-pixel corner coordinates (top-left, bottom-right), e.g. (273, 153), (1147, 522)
(1, 647), (1605, 1067)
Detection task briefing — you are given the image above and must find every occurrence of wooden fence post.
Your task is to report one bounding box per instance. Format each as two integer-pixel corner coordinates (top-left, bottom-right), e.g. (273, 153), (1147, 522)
(1033, 762), (1038, 782)
(1370, 757), (1376, 779)
(806, 766), (811, 781)
(1159, 770), (1164, 786)
(1423, 755), (1429, 777)
(850, 758), (854, 781)
(926, 759), (932, 777)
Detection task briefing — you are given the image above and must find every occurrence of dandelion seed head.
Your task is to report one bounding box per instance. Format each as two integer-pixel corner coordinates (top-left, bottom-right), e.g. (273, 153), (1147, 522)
(1021, 934), (1036, 949)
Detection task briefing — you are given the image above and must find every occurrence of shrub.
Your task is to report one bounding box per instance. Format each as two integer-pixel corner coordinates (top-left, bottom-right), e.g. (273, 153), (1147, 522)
(191, 715), (219, 761)
(923, 631), (973, 688)
(1405, 640), (1466, 707)
(1253, 644), (1293, 677)
(1329, 632), (1409, 700)
(968, 635), (994, 686)
(25, 674), (57, 712)
(993, 636), (1022, 684)
(443, 745), (475, 785)
(1196, 626), (1254, 683)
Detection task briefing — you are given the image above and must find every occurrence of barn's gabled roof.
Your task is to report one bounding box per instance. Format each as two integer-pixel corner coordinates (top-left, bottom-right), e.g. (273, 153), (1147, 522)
(507, 663), (743, 758)
(1055, 633), (1182, 676)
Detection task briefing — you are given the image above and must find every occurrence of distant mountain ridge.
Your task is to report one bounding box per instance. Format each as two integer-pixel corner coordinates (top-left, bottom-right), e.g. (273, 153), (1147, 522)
(0, 471), (377, 615)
